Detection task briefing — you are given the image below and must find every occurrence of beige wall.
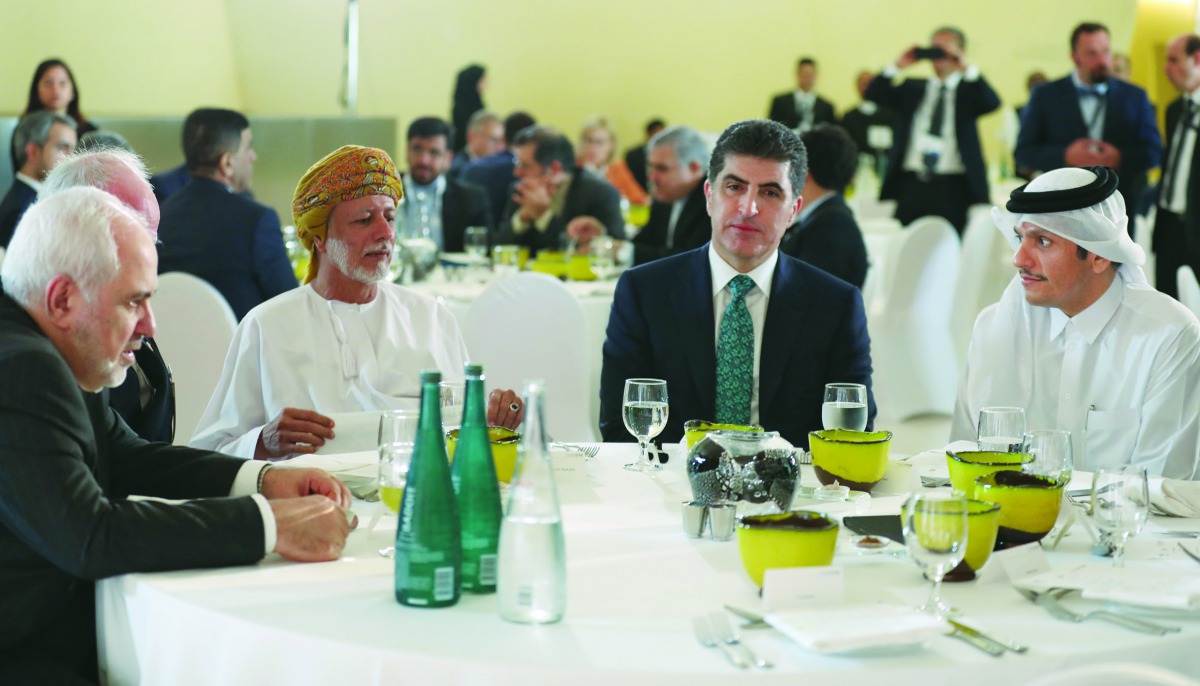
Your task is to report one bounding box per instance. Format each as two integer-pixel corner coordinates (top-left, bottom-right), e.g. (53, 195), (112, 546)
(0, 0), (1165, 170)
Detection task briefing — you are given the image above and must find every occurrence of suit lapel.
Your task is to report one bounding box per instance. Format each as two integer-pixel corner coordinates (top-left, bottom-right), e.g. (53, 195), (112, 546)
(670, 249), (717, 410)
(760, 257), (810, 415)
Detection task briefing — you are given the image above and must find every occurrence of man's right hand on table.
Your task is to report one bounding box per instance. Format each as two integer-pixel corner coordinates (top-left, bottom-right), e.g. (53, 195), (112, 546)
(255, 408), (336, 459)
(270, 496), (352, 562)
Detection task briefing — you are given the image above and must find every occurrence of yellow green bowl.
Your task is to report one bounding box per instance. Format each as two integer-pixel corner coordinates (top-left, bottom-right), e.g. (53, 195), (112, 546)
(445, 426), (521, 483)
(736, 511), (839, 587)
(943, 499), (1001, 582)
(946, 450), (1031, 497)
(974, 471), (1064, 549)
(684, 419), (764, 450)
(809, 430), (893, 493)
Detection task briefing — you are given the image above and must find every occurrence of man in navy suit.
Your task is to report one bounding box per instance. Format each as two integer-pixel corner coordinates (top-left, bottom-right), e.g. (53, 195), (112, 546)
(0, 111), (77, 247)
(866, 27), (1000, 233)
(1015, 22), (1162, 222)
(768, 57), (838, 134)
(460, 111), (536, 232)
(156, 108), (297, 320)
(600, 119), (875, 449)
(1155, 34), (1200, 299)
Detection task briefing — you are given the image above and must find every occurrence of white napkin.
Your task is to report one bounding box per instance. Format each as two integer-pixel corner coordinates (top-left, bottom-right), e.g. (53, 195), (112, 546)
(1150, 477), (1200, 518)
(314, 412), (384, 455)
(764, 604), (943, 654)
(1015, 564), (1200, 610)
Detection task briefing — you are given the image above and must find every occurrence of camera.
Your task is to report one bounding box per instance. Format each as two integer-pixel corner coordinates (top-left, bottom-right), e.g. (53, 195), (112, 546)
(914, 47), (948, 60)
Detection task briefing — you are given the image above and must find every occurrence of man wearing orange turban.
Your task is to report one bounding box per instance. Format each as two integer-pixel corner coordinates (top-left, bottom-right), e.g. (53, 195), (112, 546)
(192, 146), (523, 458)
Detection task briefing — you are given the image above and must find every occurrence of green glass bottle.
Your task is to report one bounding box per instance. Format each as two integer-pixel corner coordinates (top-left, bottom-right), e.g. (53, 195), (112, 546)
(450, 364), (502, 593)
(395, 370), (462, 607)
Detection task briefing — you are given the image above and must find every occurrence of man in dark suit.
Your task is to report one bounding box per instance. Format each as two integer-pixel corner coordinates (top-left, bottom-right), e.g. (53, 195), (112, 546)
(0, 111), (77, 247)
(401, 117), (492, 252)
(840, 70), (898, 173)
(0, 187), (353, 683)
(460, 111), (536, 231)
(768, 57), (837, 134)
(866, 27), (1000, 233)
(1154, 34), (1200, 299)
(497, 125), (625, 255)
(623, 118), (665, 196)
(447, 110), (503, 181)
(40, 148), (176, 443)
(157, 108), (297, 321)
(600, 119), (875, 449)
(782, 125), (868, 289)
(1015, 22), (1162, 222)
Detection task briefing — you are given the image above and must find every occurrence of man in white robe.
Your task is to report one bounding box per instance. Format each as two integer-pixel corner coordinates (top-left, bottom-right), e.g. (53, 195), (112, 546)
(191, 146), (522, 459)
(951, 166), (1200, 479)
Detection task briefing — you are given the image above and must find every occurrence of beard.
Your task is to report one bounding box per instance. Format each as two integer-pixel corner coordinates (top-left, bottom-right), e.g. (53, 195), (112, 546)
(325, 236), (392, 285)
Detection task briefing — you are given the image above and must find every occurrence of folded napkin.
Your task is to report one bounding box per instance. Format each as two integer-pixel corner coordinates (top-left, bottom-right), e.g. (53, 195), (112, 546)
(1150, 477), (1200, 518)
(764, 604), (943, 654)
(280, 451), (377, 476)
(1015, 564), (1200, 611)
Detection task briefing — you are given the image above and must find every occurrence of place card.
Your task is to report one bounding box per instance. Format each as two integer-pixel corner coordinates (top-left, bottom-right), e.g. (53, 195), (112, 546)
(551, 450), (588, 488)
(762, 567), (845, 612)
(873, 460), (914, 495)
(991, 543), (1050, 582)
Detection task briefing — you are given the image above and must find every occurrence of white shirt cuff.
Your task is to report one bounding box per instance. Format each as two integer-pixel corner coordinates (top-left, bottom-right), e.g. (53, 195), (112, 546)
(231, 461), (276, 554)
(962, 64), (980, 81)
(882, 65), (900, 78)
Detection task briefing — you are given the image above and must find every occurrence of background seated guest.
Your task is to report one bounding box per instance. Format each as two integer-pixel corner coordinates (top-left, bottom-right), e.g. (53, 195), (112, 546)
(600, 119), (875, 448)
(460, 111), (536, 231)
(0, 187), (352, 684)
(156, 108), (297, 321)
(40, 148), (174, 443)
(768, 57), (837, 134)
(401, 117), (491, 252)
(624, 118), (666, 198)
(10, 59), (93, 173)
(150, 109), (211, 205)
(577, 115), (648, 205)
(497, 125), (625, 255)
(191, 146), (523, 459)
(448, 109), (504, 180)
(840, 70), (898, 172)
(952, 167), (1200, 479)
(0, 110), (77, 247)
(781, 124), (869, 289)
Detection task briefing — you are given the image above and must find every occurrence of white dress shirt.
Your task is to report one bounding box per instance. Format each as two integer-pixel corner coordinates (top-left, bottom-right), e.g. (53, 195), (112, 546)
(951, 273), (1200, 478)
(1071, 71), (1109, 140)
(191, 282), (469, 458)
(792, 90), (817, 133)
(1161, 88), (1200, 215)
(708, 245), (778, 424)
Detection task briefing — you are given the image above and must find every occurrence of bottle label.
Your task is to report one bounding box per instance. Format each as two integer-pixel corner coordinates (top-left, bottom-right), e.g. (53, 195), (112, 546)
(517, 584), (534, 609)
(434, 567), (456, 601)
(479, 554), (498, 586)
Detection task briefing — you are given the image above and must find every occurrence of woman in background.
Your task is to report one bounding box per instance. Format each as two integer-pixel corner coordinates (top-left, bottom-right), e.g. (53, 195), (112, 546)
(24, 59), (95, 136)
(577, 115), (646, 206)
(451, 65), (486, 153)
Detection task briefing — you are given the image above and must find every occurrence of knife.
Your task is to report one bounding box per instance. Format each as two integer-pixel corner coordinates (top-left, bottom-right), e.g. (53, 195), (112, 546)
(946, 628), (1005, 657)
(946, 619), (1028, 654)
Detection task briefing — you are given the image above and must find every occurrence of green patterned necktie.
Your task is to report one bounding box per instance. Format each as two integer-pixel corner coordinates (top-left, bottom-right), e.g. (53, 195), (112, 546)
(715, 274), (755, 424)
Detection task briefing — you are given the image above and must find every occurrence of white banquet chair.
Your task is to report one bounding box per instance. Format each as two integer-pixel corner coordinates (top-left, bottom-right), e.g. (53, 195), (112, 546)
(462, 273), (596, 441)
(867, 216), (960, 422)
(1178, 266), (1200, 319)
(951, 207), (1012, 369)
(0, 245), (5, 269)
(152, 272), (238, 445)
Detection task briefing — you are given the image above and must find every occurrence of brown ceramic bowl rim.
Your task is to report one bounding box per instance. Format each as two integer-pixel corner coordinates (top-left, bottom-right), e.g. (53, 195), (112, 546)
(974, 472), (1064, 490)
(809, 429), (893, 445)
(445, 427), (521, 443)
(964, 498), (1001, 515)
(947, 450), (1033, 467)
(683, 419), (765, 431)
(737, 511), (837, 531)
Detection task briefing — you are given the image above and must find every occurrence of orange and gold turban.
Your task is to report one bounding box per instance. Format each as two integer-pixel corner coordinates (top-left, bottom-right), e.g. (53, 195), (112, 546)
(291, 145), (405, 283)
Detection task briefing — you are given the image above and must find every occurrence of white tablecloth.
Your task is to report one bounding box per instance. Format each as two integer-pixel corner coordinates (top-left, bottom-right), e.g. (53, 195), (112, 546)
(98, 447), (1200, 685)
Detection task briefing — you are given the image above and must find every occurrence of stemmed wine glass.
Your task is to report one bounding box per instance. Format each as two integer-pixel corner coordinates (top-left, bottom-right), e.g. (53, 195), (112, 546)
(622, 378), (668, 472)
(822, 383), (867, 431)
(1090, 465), (1149, 568)
(377, 409), (419, 558)
(902, 492), (969, 619)
(1022, 430), (1073, 484)
(977, 407), (1026, 452)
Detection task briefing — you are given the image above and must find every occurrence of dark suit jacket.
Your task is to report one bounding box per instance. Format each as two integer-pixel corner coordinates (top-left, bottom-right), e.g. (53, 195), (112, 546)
(106, 337), (174, 443)
(439, 177), (493, 253)
(1015, 75), (1162, 211)
(780, 194), (868, 289)
(624, 145), (649, 195)
(840, 104), (898, 164)
(149, 164), (190, 206)
(1154, 97), (1200, 254)
(600, 246), (876, 448)
(0, 291), (262, 678)
(157, 177), (298, 320)
(631, 180), (711, 265)
(866, 73), (1000, 205)
(768, 92), (837, 131)
(498, 168), (625, 254)
(0, 178), (37, 248)
(460, 151), (517, 232)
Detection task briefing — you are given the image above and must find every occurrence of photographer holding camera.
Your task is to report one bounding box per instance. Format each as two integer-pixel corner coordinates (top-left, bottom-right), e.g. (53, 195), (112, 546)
(865, 27), (1000, 233)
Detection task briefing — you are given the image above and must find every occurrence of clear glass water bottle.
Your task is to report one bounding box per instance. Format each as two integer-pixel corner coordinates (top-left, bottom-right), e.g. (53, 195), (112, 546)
(450, 364), (502, 593)
(498, 379), (566, 624)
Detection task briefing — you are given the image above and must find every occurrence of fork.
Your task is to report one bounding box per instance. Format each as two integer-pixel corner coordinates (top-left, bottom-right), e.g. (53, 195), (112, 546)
(708, 612), (772, 668)
(921, 476), (952, 488)
(692, 616), (748, 668)
(1179, 542), (1200, 565)
(1019, 588), (1178, 634)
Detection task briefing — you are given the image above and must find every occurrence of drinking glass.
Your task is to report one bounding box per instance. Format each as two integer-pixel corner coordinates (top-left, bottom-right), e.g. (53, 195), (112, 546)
(493, 244), (521, 277)
(902, 492), (969, 618)
(1023, 430), (1073, 484)
(464, 226), (489, 263)
(376, 410), (419, 558)
(822, 383), (867, 431)
(977, 407), (1025, 452)
(439, 380), (465, 430)
(1090, 465), (1149, 568)
(588, 237), (616, 279)
(622, 378), (669, 472)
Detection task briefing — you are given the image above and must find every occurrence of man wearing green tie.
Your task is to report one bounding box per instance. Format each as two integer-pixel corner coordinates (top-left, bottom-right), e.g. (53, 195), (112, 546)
(599, 119), (875, 448)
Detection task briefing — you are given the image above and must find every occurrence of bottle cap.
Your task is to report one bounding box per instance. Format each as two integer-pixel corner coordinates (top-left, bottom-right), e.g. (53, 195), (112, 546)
(419, 370), (442, 384)
(465, 363), (484, 376)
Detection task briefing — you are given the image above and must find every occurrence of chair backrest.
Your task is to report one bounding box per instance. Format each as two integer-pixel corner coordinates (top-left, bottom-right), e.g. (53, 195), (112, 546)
(462, 273), (596, 441)
(1178, 266), (1200, 319)
(0, 245), (5, 270)
(881, 216), (960, 322)
(153, 272), (238, 445)
(951, 208), (1010, 368)
(1136, 209), (1156, 289)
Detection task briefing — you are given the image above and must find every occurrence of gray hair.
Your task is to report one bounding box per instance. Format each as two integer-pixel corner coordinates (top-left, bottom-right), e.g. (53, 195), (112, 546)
(648, 125), (710, 172)
(467, 109), (501, 132)
(40, 148), (149, 200)
(13, 111), (76, 168)
(1, 187), (145, 306)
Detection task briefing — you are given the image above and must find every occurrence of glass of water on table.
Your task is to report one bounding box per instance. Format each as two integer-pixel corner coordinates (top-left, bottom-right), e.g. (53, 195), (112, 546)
(977, 407), (1025, 452)
(622, 378), (668, 472)
(822, 383), (867, 430)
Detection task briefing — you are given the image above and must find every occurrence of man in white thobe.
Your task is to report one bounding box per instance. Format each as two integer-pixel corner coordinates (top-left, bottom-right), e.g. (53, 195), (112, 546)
(191, 146), (522, 459)
(951, 166), (1200, 479)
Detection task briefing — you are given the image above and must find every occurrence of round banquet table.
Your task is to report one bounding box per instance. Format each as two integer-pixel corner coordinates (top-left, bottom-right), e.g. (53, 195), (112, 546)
(97, 445), (1200, 685)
